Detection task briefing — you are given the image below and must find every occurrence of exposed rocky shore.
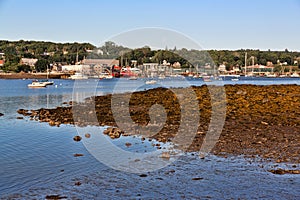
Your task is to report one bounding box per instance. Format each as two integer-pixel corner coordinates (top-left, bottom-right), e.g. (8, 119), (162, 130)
(18, 85), (300, 163)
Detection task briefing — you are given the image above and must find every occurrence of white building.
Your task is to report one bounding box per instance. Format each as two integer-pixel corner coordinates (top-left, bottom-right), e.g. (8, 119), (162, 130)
(20, 58), (38, 67)
(61, 64), (91, 74)
(218, 64), (226, 72)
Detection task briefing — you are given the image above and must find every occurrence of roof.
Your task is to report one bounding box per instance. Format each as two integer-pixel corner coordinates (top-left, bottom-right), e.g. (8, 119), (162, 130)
(82, 59), (118, 66)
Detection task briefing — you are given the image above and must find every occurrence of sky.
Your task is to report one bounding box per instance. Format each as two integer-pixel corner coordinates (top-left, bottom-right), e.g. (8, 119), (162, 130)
(0, 0), (300, 51)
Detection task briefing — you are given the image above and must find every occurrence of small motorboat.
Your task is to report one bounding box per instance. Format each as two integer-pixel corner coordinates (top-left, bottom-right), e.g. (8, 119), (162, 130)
(69, 72), (88, 80)
(28, 80), (47, 88)
(145, 80), (157, 85)
(202, 75), (212, 82)
(41, 79), (54, 85)
(128, 76), (138, 80)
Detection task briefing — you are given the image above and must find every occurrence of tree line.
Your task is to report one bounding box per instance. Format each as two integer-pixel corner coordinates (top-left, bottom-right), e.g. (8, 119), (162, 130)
(0, 40), (299, 72)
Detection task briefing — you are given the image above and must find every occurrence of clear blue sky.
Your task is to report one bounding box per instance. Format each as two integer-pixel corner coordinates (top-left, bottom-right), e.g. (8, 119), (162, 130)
(1, 0), (300, 51)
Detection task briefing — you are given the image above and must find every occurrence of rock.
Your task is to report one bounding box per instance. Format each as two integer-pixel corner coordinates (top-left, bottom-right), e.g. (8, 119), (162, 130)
(0, 113), (4, 117)
(103, 127), (123, 139)
(125, 142), (132, 147)
(139, 174), (147, 177)
(17, 85), (300, 164)
(74, 181), (81, 186)
(268, 168), (300, 175)
(73, 153), (84, 157)
(49, 120), (56, 126)
(45, 195), (67, 199)
(17, 109), (27, 114)
(192, 177), (204, 180)
(160, 152), (170, 159)
(73, 136), (82, 142)
(54, 121), (61, 127)
(16, 116), (23, 120)
(85, 133), (91, 138)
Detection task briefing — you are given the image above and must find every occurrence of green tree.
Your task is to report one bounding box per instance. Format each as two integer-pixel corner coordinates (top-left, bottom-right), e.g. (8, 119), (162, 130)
(35, 59), (49, 72)
(16, 64), (31, 73)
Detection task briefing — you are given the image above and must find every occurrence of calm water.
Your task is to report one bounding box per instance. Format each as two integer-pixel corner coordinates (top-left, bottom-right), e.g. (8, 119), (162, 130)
(0, 77), (299, 199)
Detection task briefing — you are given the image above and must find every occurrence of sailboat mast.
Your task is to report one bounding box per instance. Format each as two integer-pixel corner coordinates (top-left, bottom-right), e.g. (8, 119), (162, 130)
(245, 52), (247, 75)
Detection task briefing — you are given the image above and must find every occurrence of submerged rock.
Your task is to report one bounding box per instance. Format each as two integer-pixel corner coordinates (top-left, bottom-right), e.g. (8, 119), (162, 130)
(103, 127), (124, 139)
(73, 136), (82, 142)
(45, 195), (67, 199)
(268, 169), (300, 175)
(73, 153), (84, 157)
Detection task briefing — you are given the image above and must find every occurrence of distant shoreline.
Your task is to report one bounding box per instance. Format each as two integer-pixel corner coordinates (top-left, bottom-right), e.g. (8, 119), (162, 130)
(0, 72), (68, 79)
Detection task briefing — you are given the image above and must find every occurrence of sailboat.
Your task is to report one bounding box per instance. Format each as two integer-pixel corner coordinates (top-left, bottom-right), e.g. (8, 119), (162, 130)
(41, 64), (54, 85)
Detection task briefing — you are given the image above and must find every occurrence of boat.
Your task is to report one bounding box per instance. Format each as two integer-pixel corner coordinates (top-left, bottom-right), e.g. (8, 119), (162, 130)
(69, 72), (88, 80)
(145, 80), (157, 84)
(231, 78), (239, 82)
(28, 80), (47, 88)
(99, 73), (113, 79)
(41, 79), (54, 85)
(158, 74), (165, 79)
(128, 76), (138, 80)
(202, 75), (212, 82)
(42, 67), (54, 85)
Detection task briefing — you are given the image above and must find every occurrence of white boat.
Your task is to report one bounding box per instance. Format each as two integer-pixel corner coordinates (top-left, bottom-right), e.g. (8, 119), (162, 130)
(128, 76), (138, 80)
(28, 80), (47, 88)
(202, 75), (212, 82)
(219, 74), (241, 77)
(145, 80), (157, 84)
(69, 72), (88, 80)
(231, 78), (239, 82)
(99, 73), (113, 79)
(41, 79), (54, 85)
(158, 74), (165, 79)
(266, 74), (277, 78)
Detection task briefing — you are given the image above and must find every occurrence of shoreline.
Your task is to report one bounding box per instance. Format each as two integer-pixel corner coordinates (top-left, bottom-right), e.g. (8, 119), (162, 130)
(0, 72), (69, 79)
(17, 84), (300, 164)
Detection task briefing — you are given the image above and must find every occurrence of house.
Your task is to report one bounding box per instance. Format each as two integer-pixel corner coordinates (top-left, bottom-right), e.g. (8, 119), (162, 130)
(61, 64), (91, 74)
(0, 60), (4, 67)
(82, 59), (119, 67)
(20, 58), (38, 67)
(218, 64), (226, 72)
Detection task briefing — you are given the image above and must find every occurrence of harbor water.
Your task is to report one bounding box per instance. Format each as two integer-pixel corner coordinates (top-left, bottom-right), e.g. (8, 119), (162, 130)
(0, 77), (299, 199)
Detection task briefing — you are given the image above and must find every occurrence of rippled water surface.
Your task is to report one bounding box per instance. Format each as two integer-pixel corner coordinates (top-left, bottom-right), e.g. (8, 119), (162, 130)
(0, 77), (299, 199)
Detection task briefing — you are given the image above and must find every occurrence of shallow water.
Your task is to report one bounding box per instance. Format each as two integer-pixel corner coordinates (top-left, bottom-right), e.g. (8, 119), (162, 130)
(0, 77), (299, 198)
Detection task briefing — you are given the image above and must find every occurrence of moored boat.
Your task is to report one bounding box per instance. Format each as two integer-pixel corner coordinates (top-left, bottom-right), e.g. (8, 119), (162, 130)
(28, 80), (47, 88)
(41, 79), (54, 85)
(145, 80), (157, 84)
(69, 72), (88, 80)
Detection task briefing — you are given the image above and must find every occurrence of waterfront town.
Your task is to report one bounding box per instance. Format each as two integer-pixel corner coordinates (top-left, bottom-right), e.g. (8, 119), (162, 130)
(0, 40), (299, 79)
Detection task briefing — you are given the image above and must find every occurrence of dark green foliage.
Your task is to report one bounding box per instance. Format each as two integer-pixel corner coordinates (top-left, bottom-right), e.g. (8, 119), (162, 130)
(16, 64), (31, 73)
(35, 59), (50, 72)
